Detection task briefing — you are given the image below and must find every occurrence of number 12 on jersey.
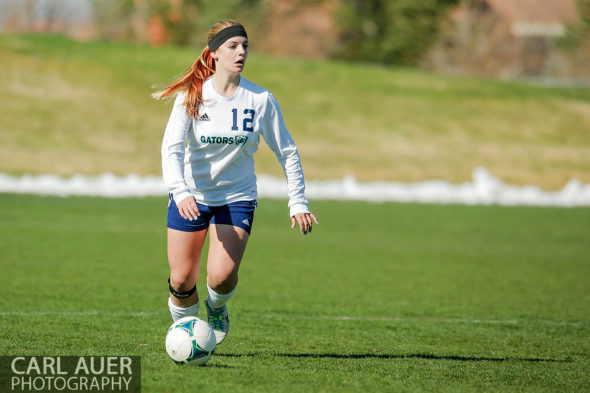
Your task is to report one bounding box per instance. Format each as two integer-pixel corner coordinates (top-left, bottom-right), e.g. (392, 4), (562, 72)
(231, 108), (255, 132)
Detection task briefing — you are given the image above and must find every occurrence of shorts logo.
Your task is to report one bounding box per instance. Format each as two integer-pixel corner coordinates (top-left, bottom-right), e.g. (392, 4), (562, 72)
(242, 219), (250, 227)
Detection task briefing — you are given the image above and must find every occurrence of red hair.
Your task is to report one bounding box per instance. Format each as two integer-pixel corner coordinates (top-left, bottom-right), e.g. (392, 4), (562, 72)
(152, 19), (242, 119)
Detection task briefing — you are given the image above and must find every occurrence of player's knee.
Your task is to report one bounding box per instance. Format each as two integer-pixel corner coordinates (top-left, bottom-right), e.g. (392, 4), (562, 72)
(168, 276), (196, 296)
(208, 271), (238, 292)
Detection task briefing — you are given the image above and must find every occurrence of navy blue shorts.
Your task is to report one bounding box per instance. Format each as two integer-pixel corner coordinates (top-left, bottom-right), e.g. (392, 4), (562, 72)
(167, 195), (257, 234)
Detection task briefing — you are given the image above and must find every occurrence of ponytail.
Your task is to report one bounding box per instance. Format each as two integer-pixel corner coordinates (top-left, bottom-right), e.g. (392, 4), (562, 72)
(153, 19), (243, 119)
(152, 46), (216, 119)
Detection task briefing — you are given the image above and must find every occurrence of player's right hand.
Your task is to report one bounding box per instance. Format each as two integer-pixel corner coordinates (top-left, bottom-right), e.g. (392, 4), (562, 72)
(178, 196), (200, 221)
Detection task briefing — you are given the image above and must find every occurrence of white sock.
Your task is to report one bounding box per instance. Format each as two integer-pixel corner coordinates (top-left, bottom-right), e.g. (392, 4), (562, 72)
(168, 297), (200, 322)
(206, 283), (236, 310)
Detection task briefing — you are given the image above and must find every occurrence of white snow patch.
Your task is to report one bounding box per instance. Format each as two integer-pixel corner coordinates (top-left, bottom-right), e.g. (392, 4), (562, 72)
(1, 167), (589, 207)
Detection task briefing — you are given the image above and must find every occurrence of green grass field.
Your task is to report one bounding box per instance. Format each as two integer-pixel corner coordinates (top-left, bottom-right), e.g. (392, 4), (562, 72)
(1, 34), (590, 189)
(1, 194), (589, 392)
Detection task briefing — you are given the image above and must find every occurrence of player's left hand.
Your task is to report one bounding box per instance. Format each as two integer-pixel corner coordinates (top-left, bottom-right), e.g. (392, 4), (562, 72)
(290, 213), (319, 235)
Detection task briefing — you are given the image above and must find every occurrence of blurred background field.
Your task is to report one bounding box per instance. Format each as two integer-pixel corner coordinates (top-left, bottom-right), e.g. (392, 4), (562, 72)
(1, 0), (590, 190)
(1, 33), (589, 190)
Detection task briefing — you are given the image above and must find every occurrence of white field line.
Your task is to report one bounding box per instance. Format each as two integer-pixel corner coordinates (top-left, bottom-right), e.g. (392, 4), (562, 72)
(0, 311), (586, 327)
(261, 313), (587, 327)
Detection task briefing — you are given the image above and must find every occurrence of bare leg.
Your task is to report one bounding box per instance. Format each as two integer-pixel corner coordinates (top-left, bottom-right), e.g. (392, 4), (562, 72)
(167, 228), (208, 307)
(206, 224), (250, 294)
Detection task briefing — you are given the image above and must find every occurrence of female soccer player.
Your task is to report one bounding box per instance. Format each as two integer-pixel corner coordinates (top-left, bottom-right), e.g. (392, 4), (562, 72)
(153, 19), (318, 344)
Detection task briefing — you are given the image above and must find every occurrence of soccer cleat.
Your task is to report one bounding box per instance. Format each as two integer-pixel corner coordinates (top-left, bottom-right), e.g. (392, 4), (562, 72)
(205, 299), (229, 344)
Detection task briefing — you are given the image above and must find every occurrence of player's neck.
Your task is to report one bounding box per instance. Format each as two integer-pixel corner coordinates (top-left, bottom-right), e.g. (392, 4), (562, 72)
(211, 72), (240, 98)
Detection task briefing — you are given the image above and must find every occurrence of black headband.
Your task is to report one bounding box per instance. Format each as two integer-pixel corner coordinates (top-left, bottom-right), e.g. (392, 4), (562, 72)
(208, 25), (248, 52)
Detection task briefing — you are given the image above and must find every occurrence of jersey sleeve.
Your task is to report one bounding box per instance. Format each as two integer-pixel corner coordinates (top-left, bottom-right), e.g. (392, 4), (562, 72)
(261, 92), (310, 217)
(161, 92), (193, 205)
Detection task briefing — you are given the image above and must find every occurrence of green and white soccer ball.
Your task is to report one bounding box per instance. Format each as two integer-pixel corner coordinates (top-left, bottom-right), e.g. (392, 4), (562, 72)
(165, 316), (216, 366)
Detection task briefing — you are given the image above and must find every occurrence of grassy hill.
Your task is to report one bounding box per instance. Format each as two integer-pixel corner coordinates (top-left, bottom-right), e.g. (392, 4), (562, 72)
(1, 34), (589, 189)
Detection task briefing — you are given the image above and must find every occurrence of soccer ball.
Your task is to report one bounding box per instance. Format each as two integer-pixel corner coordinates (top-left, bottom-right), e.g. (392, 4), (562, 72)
(165, 317), (216, 366)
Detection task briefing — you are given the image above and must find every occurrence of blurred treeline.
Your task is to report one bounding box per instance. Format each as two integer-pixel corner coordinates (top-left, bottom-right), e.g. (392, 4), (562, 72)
(93, 0), (267, 47)
(1, 0), (589, 75)
(559, 0), (590, 48)
(337, 0), (459, 65)
(91, 0), (459, 65)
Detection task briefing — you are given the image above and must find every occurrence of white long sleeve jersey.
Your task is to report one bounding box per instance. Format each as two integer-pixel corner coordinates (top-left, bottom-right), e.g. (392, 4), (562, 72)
(161, 77), (310, 217)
